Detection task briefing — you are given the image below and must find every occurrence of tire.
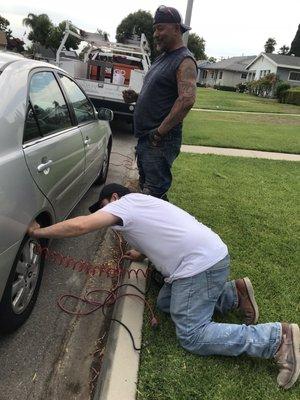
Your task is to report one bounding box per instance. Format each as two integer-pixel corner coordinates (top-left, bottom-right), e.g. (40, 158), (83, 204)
(0, 235), (47, 334)
(94, 141), (112, 185)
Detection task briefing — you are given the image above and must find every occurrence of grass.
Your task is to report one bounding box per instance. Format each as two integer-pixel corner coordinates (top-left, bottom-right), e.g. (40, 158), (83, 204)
(183, 110), (300, 153)
(137, 154), (300, 400)
(194, 87), (300, 114)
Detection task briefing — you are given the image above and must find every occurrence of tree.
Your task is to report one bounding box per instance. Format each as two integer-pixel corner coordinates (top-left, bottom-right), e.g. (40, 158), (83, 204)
(47, 21), (81, 52)
(187, 33), (206, 60)
(278, 45), (290, 55)
(0, 15), (10, 32)
(0, 14), (12, 39)
(264, 38), (276, 53)
(208, 56), (217, 63)
(116, 10), (155, 58)
(97, 29), (110, 42)
(289, 24), (300, 56)
(23, 13), (53, 47)
(1, 14), (24, 53)
(23, 13), (81, 53)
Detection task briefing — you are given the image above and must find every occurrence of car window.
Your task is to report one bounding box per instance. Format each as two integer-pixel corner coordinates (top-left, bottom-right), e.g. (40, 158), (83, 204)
(23, 102), (42, 143)
(59, 75), (95, 124)
(29, 71), (72, 136)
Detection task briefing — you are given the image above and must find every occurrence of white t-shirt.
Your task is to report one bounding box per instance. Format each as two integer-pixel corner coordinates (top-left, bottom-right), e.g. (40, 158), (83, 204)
(101, 193), (228, 283)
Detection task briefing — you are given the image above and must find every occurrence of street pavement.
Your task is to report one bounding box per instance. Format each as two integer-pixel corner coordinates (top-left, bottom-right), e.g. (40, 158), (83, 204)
(0, 118), (136, 400)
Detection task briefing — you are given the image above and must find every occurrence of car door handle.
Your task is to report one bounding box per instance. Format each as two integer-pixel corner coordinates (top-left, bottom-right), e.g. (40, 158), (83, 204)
(84, 137), (91, 146)
(37, 160), (53, 172)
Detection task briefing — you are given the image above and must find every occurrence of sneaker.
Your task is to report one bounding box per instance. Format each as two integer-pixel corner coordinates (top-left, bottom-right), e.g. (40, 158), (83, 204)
(275, 323), (300, 390)
(235, 277), (259, 325)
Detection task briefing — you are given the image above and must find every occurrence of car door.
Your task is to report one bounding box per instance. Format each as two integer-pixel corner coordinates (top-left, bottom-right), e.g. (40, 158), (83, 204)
(22, 70), (86, 221)
(58, 74), (107, 191)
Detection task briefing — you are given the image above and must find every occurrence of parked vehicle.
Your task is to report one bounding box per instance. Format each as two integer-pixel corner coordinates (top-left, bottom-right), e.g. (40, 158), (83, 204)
(54, 22), (151, 118)
(0, 51), (113, 333)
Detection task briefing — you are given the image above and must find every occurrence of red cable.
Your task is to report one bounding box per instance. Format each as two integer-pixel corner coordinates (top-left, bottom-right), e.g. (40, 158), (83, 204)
(56, 230), (158, 329)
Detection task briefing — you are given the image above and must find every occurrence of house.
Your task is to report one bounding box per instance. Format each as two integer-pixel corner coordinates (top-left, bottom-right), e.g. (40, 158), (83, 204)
(198, 55), (256, 88)
(196, 60), (211, 84)
(0, 31), (7, 50)
(246, 53), (300, 87)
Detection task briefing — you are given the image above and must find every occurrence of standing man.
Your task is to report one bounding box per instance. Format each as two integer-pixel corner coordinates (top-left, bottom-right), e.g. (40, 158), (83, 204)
(123, 6), (197, 200)
(28, 183), (300, 390)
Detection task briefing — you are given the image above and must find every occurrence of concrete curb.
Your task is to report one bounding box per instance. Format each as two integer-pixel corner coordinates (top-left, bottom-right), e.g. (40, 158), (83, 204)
(181, 144), (300, 161)
(93, 261), (147, 400)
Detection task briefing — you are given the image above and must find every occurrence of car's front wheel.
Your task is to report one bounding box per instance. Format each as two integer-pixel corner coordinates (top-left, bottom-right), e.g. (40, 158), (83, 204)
(0, 235), (46, 334)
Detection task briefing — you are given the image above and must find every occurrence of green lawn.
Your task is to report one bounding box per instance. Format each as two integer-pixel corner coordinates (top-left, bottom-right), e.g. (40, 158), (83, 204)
(183, 110), (300, 153)
(194, 88), (300, 114)
(137, 154), (300, 400)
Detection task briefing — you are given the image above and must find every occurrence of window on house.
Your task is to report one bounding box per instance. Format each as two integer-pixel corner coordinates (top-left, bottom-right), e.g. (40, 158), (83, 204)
(219, 71), (223, 79)
(241, 72), (247, 79)
(202, 70), (207, 79)
(210, 71), (214, 78)
(259, 71), (263, 78)
(289, 71), (300, 81)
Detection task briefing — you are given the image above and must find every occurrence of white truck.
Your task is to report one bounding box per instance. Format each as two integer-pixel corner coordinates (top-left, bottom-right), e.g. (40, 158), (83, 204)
(55, 22), (151, 118)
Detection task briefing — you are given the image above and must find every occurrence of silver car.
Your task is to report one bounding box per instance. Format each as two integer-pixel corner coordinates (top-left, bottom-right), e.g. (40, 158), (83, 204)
(0, 52), (113, 333)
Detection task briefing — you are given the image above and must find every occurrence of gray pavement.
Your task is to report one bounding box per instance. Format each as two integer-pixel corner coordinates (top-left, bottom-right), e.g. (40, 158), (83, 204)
(0, 118), (136, 400)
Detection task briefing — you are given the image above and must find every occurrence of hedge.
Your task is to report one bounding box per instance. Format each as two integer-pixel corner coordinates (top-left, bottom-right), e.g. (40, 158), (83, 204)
(213, 85), (236, 92)
(286, 87), (300, 106)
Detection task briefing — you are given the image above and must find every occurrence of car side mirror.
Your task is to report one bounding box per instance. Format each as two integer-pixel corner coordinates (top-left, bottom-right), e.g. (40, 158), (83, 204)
(98, 108), (114, 121)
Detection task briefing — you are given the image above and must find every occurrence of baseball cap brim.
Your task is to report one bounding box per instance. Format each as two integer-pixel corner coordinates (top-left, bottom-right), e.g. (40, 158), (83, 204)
(89, 201), (102, 213)
(180, 23), (191, 33)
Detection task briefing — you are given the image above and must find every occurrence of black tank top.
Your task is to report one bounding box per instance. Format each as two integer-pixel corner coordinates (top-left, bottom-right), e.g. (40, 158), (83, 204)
(133, 46), (197, 139)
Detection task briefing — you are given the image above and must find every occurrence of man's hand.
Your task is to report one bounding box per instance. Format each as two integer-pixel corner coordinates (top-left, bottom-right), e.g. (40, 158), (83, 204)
(148, 128), (163, 147)
(123, 249), (146, 262)
(122, 89), (138, 104)
(27, 221), (41, 238)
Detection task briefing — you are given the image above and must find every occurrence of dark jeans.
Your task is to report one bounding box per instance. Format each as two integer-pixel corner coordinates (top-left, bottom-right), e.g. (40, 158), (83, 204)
(136, 135), (181, 198)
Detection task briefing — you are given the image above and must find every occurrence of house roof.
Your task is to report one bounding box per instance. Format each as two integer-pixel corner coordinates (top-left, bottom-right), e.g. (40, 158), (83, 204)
(0, 31), (7, 46)
(197, 59), (211, 67)
(203, 56), (256, 72)
(246, 53), (300, 69)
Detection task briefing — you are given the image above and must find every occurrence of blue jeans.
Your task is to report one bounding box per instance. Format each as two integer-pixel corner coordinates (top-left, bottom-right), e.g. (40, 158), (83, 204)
(136, 135), (181, 198)
(157, 255), (281, 358)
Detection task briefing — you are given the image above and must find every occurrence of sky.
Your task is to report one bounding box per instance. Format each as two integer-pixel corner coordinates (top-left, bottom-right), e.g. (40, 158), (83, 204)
(1, 0), (299, 59)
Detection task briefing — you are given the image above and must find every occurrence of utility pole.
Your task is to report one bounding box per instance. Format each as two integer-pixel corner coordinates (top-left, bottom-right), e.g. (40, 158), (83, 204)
(183, 0), (194, 46)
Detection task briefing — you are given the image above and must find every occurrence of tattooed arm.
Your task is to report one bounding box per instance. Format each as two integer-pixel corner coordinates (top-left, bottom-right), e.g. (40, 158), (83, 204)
(158, 57), (197, 136)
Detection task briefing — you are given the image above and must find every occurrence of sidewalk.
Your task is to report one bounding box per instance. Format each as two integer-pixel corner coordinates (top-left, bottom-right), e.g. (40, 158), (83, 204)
(181, 144), (300, 161)
(191, 108), (300, 117)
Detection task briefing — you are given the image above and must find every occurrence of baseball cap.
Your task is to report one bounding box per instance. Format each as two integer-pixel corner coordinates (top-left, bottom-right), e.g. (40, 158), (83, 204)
(89, 183), (131, 213)
(153, 5), (191, 33)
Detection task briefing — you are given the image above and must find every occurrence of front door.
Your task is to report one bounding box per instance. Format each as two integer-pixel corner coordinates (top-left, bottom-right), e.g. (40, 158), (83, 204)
(22, 70), (86, 220)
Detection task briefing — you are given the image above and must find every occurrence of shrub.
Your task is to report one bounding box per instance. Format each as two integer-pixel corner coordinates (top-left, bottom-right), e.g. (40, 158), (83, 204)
(247, 73), (278, 97)
(274, 82), (291, 103)
(236, 83), (247, 93)
(213, 85), (236, 92)
(286, 87), (300, 105)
